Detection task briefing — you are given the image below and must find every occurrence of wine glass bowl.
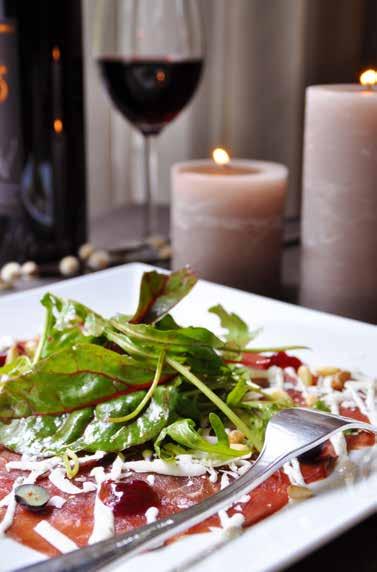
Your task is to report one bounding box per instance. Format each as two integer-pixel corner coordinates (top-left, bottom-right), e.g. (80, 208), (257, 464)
(97, 58), (203, 136)
(94, 0), (204, 239)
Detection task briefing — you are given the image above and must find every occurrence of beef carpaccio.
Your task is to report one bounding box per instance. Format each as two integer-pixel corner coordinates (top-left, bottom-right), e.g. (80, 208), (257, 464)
(0, 268), (375, 557)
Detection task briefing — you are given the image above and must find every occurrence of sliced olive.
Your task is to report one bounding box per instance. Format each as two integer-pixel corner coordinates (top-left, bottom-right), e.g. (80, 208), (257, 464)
(15, 484), (50, 512)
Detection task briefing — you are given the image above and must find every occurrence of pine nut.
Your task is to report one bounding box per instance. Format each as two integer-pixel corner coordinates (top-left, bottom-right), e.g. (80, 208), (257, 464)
(316, 366), (340, 377)
(229, 430), (246, 444)
(306, 394), (318, 407)
(332, 370), (351, 391)
(298, 365), (313, 386)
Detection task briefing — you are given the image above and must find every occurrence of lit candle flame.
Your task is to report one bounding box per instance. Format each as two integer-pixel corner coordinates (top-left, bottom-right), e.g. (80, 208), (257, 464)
(52, 46), (61, 62)
(212, 147), (230, 166)
(360, 69), (377, 88)
(53, 118), (63, 134)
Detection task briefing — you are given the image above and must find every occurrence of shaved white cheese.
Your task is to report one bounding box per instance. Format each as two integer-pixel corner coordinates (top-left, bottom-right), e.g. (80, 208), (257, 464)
(268, 366), (284, 389)
(77, 451), (107, 465)
(238, 494), (250, 504)
(220, 473), (230, 490)
(34, 521), (78, 553)
(220, 469), (239, 480)
(347, 386), (369, 419)
(146, 474), (155, 486)
(48, 496), (67, 509)
(49, 469), (96, 494)
(88, 467), (114, 545)
(283, 459), (305, 486)
(0, 477), (22, 535)
(6, 457), (60, 474)
(219, 510), (245, 530)
(365, 382), (377, 424)
(109, 455), (124, 481)
(122, 457), (207, 477)
(207, 467), (218, 483)
(145, 506), (159, 524)
(5, 452), (105, 476)
(232, 460), (252, 476)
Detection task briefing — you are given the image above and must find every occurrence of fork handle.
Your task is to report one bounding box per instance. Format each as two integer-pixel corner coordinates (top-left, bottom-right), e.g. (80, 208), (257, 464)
(20, 418), (377, 572)
(21, 458), (274, 572)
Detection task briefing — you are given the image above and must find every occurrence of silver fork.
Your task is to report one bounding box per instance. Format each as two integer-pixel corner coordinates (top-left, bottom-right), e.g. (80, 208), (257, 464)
(18, 408), (377, 572)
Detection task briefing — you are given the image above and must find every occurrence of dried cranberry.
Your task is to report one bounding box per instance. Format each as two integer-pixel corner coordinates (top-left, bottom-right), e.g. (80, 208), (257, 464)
(269, 352), (302, 371)
(100, 480), (159, 517)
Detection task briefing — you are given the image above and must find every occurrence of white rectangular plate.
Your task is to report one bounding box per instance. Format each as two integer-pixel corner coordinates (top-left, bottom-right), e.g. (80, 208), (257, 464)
(0, 263), (376, 572)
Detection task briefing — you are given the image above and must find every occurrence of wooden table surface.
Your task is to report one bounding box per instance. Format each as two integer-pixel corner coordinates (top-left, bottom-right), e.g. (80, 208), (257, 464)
(1, 206), (376, 571)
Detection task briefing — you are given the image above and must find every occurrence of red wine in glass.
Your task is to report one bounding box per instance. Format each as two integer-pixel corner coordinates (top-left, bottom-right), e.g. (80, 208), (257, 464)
(97, 57), (203, 135)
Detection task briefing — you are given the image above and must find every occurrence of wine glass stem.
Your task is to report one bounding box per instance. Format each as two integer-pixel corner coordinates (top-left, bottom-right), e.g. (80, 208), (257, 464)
(142, 134), (157, 240)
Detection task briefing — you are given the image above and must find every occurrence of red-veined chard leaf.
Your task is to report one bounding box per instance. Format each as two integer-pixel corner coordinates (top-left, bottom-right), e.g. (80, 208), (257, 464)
(129, 268), (197, 324)
(0, 387), (176, 455)
(34, 293), (107, 361)
(0, 343), (165, 419)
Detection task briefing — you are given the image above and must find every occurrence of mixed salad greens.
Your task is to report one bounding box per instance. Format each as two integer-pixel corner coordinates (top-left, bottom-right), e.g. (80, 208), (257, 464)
(0, 269), (303, 463)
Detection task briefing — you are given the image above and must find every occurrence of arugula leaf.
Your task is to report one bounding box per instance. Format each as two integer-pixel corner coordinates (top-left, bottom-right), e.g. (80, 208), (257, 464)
(313, 399), (331, 413)
(130, 268), (197, 324)
(113, 321), (224, 354)
(155, 418), (243, 461)
(209, 304), (258, 350)
(208, 412), (228, 445)
(0, 344), (159, 418)
(226, 379), (249, 407)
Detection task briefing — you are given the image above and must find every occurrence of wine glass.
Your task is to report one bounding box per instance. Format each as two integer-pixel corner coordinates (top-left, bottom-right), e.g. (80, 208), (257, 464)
(94, 0), (204, 243)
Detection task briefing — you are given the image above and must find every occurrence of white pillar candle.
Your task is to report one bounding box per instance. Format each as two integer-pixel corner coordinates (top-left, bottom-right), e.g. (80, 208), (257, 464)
(171, 157), (288, 295)
(301, 81), (377, 322)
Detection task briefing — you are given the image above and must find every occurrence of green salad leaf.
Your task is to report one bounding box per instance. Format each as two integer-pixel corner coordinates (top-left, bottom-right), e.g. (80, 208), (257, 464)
(0, 344), (160, 418)
(155, 417), (244, 461)
(72, 386), (176, 453)
(33, 293), (106, 362)
(0, 386), (176, 455)
(0, 267), (302, 460)
(130, 268), (197, 324)
(209, 304), (255, 350)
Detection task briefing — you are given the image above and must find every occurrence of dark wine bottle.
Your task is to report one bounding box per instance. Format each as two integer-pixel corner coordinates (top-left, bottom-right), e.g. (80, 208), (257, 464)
(0, 0), (86, 265)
